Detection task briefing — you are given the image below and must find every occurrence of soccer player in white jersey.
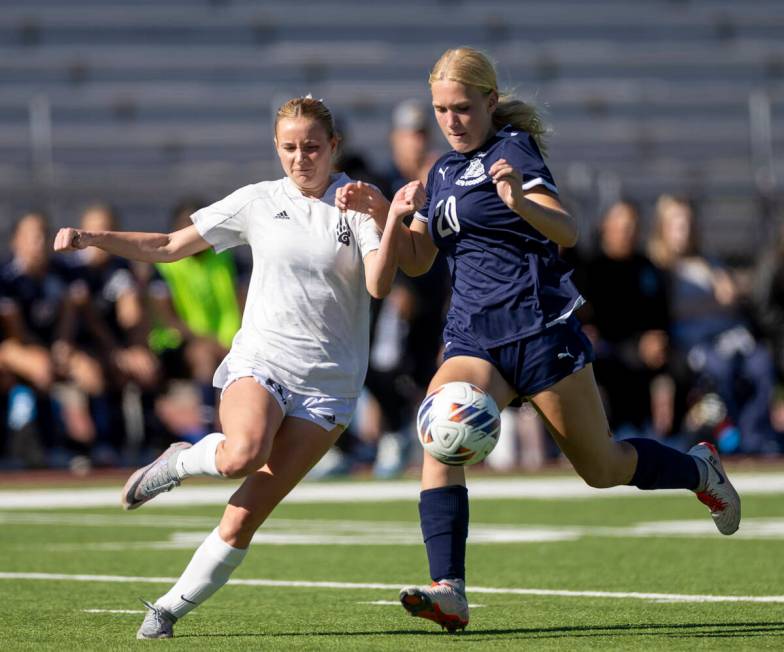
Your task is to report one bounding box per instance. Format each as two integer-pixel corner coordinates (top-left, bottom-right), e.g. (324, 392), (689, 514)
(53, 96), (425, 639)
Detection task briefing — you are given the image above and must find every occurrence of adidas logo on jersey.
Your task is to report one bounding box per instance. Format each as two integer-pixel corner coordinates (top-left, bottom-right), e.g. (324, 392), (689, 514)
(455, 153), (488, 187)
(273, 210), (290, 220)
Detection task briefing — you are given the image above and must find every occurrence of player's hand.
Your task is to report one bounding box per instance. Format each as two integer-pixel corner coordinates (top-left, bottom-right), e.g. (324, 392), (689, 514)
(336, 181), (391, 226)
(389, 181), (425, 221)
(489, 158), (523, 209)
(53, 227), (88, 252)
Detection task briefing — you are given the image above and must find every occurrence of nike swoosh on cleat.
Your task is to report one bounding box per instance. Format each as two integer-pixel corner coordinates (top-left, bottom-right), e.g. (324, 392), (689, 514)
(707, 458), (725, 484)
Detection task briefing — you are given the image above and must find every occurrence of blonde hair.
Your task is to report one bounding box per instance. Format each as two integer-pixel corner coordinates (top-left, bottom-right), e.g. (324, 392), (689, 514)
(274, 95), (338, 142)
(647, 194), (699, 269)
(429, 47), (547, 153)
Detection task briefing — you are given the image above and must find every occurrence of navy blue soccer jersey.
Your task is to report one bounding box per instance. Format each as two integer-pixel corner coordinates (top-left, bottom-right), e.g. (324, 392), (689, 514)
(416, 125), (584, 347)
(0, 256), (74, 345)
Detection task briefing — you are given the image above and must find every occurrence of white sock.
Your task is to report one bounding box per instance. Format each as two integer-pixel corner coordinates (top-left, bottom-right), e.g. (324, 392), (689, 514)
(176, 432), (226, 479)
(155, 527), (248, 619)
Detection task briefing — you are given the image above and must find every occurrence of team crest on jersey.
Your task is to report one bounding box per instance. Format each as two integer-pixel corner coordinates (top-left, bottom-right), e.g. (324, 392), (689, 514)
(455, 153), (488, 187)
(336, 212), (351, 246)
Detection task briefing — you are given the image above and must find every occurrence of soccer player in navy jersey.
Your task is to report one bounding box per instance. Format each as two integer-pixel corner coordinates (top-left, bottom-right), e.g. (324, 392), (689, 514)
(337, 46), (740, 632)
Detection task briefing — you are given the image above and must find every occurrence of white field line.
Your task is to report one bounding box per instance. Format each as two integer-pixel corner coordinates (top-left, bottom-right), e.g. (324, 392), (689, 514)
(0, 513), (219, 528)
(3, 572), (784, 604)
(1, 472), (784, 509)
(14, 513), (784, 548)
(83, 609), (145, 614)
(358, 600), (485, 607)
(358, 600), (405, 606)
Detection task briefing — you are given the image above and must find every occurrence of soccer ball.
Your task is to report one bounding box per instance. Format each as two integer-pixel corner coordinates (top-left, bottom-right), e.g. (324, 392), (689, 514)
(417, 382), (501, 466)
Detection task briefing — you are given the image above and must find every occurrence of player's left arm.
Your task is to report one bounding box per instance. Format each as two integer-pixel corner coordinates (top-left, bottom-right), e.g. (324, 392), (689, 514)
(489, 158), (579, 247)
(362, 181), (426, 299)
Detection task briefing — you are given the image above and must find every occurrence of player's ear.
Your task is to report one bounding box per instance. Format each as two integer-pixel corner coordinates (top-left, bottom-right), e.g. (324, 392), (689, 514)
(487, 90), (498, 114)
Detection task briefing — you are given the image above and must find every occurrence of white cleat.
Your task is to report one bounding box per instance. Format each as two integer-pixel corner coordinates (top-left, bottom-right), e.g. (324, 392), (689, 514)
(399, 579), (469, 632)
(121, 442), (191, 510)
(689, 441), (741, 535)
(136, 600), (177, 639)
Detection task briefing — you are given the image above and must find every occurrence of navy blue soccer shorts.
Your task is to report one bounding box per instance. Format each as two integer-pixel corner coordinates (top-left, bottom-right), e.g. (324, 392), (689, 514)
(442, 316), (595, 400)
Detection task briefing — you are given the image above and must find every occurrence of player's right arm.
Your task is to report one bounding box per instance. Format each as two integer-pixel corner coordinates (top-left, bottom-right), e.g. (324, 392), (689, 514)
(53, 224), (211, 263)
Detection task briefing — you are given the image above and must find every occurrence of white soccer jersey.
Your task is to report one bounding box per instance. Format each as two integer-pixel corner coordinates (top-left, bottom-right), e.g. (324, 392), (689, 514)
(191, 173), (381, 399)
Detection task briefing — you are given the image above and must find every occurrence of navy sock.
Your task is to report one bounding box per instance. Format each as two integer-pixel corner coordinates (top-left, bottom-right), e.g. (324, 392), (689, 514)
(419, 485), (469, 582)
(625, 437), (701, 491)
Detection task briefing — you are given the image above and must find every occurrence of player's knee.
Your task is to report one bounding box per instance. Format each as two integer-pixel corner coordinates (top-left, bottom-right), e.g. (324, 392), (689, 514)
(216, 439), (270, 478)
(218, 455), (267, 479)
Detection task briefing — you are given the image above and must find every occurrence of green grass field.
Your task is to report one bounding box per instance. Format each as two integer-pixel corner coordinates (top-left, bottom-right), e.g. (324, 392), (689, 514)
(1, 478), (783, 650)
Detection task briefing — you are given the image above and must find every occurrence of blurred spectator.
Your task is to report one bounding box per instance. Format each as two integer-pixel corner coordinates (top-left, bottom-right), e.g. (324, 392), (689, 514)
(350, 101), (449, 477)
(0, 349), (10, 462)
(135, 198), (244, 439)
(753, 219), (784, 380)
(0, 212), (87, 467)
(648, 195), (779, 453)
(381, 98), (441, 195)
(332, 115), (386, 189)
(752, 219), (784, 437)
(327, 101), (449, 477)
(579, 200), (673, 438)
(69, 203), (163, 461)
(360, 269), (450, 477)
(485, 402), (551, 472)
(0, 285), (50, 468)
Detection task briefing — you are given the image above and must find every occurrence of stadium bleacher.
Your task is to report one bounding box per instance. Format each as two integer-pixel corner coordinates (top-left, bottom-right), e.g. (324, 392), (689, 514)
(0, 0), (782, 258)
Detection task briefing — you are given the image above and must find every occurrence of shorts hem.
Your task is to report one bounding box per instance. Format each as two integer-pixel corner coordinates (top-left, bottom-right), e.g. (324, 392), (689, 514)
(442, 347), (496, 366)
(523, 358), (591, 398)
(287, 413), (346, 432)
(221, 373), (288, 415)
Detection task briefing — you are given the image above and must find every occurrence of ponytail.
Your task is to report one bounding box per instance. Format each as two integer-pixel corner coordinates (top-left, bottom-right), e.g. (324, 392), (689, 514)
(493, 94), (547, 154)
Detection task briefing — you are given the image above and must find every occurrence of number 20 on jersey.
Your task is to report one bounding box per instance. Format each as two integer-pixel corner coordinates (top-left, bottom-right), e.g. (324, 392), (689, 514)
(435, 196), (460, 237)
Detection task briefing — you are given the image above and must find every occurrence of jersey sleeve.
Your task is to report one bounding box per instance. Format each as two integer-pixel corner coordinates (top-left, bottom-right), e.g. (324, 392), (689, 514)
(353, 212), (382, 258)
(504, 133), (558, 195)
(190, 185), (255, 252)
(413, 165), (436, 223)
